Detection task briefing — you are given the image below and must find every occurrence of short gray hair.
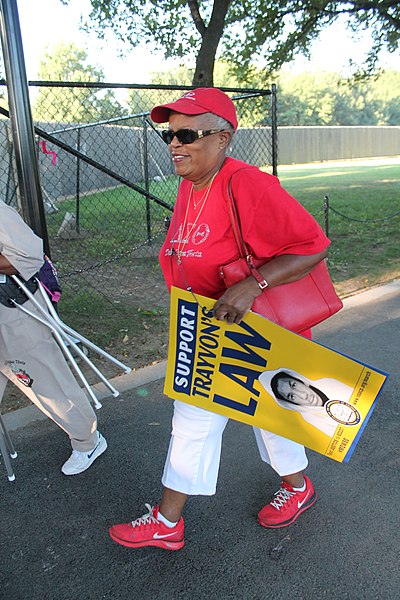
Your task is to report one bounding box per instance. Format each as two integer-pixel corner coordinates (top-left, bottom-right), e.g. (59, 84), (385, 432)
(204, 113), (235, 136)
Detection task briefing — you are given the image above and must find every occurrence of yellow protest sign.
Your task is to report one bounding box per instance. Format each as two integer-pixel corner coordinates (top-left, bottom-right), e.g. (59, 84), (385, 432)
(164, 287), (388, 463)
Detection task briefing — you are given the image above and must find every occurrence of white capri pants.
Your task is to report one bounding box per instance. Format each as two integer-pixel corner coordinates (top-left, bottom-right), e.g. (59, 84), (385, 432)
(162, 400), (308, 496)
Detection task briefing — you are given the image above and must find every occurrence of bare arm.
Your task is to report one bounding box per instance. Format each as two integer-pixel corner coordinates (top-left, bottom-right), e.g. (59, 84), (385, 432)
(213, 248), (329, 324)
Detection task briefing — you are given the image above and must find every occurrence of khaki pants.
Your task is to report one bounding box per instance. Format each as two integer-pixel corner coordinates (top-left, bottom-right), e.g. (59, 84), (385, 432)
(0, 292), (97, 452)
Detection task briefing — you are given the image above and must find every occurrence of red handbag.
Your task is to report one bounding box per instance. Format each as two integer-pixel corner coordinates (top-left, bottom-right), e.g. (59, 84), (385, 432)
(219, 180), (343, 333)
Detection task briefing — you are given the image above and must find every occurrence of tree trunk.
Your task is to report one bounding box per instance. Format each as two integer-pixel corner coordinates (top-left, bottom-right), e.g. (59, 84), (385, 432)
(191, 0), (231, 87)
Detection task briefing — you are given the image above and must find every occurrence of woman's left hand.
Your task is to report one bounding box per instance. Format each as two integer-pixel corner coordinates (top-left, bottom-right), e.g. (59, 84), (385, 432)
(212, 277), (260, 324)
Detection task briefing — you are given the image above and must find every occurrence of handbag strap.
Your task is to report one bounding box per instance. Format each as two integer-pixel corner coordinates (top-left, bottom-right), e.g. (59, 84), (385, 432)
(226, 179), (249, 260)
(226, 177), (269, 290)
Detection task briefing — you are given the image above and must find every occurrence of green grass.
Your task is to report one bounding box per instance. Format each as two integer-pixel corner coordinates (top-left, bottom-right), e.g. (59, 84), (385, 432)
(277, 158), (400, 295)
(45, 177), (179, 279)
(47, 177), (178, 243)
(59, 286), (170, 372)
(60, 287), (168, 340)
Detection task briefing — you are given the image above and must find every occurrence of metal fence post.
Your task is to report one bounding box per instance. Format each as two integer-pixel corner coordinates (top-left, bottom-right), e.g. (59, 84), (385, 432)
(143, 117), (151, 244)
(271, 83), (278, 177)
(0, 0), (50, 255)
(324, 195), (329, 238)
(76, 128), (81, 234)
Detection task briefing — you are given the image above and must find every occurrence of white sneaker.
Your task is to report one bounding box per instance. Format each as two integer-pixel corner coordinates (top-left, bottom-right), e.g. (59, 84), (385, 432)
(61, 433), (107, 475)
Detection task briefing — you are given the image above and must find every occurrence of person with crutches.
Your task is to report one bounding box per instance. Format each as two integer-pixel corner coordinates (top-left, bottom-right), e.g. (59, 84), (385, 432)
(0, 199), (107, 475)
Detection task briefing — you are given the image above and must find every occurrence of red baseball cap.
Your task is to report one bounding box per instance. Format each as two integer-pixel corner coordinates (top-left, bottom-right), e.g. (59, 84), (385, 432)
(150, 87), (238, 131)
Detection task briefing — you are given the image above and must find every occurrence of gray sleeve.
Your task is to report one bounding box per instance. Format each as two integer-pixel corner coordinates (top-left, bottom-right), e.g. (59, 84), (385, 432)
(0, 201), (44, 280)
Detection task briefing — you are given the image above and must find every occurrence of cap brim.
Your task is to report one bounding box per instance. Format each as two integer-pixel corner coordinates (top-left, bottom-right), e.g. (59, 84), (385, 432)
(150, 99), (209, 124)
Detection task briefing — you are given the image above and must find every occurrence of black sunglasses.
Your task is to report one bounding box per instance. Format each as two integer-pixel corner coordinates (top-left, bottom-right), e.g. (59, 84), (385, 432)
(161, 128), (224, 145)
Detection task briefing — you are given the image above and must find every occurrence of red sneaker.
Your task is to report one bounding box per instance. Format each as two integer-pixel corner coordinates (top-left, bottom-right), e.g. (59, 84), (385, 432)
(258, 476), (317, 529)
(109, 504), (184, 550)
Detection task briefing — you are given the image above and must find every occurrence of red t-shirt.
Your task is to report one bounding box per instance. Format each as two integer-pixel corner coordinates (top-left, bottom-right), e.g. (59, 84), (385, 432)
(159, 157), (330, 301)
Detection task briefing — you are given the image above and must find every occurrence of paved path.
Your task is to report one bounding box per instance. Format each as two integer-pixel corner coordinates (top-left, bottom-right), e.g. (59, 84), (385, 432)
(1, 281), (399, 600)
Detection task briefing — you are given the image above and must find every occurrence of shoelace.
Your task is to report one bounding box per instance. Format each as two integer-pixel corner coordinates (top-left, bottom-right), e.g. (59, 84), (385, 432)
(131, 503), (158, 527)
(270, 487), (296, 510)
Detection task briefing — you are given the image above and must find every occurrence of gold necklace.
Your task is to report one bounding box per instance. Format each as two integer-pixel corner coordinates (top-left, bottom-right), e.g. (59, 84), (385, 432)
(175, 174), (217, 265)
(192, 171), (218, 210)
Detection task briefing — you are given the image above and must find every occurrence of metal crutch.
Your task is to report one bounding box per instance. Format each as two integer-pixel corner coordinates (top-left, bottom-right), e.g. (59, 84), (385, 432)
(17, 283), (122, 398)
(12, 275), (131, 396)
(34, 277), (131, 374)
(13, 300), (104, 409)
(0, 413), (17, 482)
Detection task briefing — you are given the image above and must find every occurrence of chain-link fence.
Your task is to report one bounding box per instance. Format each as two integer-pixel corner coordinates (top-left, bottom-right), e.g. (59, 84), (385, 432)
(0, 81), (399, 374)
(0, 83), (275, 306)
(0, 82), (276, 369)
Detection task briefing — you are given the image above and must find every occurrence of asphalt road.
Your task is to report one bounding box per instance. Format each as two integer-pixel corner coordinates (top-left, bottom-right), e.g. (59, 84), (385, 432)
(1, 281), (399, 600)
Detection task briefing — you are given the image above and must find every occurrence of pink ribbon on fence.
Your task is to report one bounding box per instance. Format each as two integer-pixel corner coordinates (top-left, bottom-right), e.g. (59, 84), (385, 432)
(39, 141), (57, 165)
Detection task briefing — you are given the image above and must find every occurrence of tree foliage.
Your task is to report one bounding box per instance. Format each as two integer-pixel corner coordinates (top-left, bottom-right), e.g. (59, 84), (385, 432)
(74, 0), (400, 86)
(147, 62), (400, 125)
(32, 42), (127, 122)
(276, 68), (400, 125)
